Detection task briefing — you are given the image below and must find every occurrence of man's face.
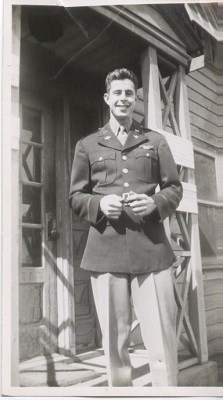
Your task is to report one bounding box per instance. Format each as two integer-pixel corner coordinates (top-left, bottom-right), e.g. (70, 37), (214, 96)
(104, 79), (137, 122)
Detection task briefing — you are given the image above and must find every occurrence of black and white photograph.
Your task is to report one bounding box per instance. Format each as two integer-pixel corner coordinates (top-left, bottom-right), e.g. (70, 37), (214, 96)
(1, 0), (223, 396)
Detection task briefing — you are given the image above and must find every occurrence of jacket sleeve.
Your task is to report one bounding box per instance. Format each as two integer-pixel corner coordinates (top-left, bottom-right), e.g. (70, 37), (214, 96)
(151, 135), (183, 221)
(69, 140), (105, 224)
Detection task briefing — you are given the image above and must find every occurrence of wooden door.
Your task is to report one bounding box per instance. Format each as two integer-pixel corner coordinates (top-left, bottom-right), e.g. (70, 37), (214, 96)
(19, 93), (58, 360)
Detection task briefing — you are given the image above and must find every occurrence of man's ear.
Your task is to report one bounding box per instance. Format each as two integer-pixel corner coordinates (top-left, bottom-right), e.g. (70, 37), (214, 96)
(103, 92), (110, 105)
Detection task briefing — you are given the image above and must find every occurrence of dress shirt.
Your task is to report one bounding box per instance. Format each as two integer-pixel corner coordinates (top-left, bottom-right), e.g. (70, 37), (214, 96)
(109, 116), (132, 137)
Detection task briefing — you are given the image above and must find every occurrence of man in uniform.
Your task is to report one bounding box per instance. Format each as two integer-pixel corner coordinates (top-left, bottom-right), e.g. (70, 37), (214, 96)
(69, 68), (182, 387)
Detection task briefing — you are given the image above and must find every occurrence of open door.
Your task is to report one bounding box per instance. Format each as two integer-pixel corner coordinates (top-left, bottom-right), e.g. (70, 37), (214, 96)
(19, 92), (58, 360)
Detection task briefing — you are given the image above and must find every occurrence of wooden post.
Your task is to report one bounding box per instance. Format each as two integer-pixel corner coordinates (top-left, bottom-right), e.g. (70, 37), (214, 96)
(175, 66), (208, 364)
(175, 66), (191, 141)
(190, 215), (209, 363)
(141, 47), (208, 367)
(141, 46), (162, 131)
(141, 46), (170, 238)
(55, 95), (75, 355)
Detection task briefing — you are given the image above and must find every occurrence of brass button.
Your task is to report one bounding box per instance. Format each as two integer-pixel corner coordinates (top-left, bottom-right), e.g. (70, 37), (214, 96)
(146, 153), (150, 157)
(122, 155), (127, 161)
(99, 156), (103, 161)
(123, 168), (128, 174)
(124, 182), (129, 188)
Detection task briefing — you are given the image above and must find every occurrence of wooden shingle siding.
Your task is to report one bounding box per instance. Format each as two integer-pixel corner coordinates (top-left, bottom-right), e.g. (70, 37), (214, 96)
(187, 72), (219, 134)
(187, 81), (217, 105)
(187, 70), (223, 138)
(187, 66), (223, 359)
(188, 88), (222, 117)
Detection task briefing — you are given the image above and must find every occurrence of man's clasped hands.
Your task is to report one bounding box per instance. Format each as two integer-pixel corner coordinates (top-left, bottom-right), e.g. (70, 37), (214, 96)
(100, 192), (156, 220)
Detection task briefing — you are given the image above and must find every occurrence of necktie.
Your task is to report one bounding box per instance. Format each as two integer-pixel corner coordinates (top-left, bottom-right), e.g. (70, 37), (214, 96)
(117, 126), (128, 146)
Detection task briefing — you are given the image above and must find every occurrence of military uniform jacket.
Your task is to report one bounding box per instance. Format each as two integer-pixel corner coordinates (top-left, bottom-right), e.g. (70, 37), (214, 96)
(69, 120), (183, 274)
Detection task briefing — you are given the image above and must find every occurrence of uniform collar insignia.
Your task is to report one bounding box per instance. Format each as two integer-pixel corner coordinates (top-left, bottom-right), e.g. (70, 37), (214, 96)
(123, 124), (150, 150)
(97, 124), (124, 150)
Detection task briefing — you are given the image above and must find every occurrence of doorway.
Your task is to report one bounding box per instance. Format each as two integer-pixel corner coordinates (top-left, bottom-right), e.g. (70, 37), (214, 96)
(19, 92), (58, 360)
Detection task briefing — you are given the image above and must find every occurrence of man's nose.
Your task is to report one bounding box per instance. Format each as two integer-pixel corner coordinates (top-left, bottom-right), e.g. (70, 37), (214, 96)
(119, 92), (127, 101)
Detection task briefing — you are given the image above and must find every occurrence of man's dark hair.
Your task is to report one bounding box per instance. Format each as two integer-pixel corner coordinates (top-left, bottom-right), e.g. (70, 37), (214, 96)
(105, 68), (138, 92)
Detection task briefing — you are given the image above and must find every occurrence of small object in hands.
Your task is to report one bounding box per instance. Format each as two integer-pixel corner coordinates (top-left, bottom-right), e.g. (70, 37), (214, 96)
(122, 191), (134, 205)
(123, 192), (130, 203)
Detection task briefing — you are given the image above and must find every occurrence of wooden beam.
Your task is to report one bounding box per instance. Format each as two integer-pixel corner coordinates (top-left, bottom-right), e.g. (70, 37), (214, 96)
(141, 47), (162, 131)
(188, 215), (209, 364)
(179, 334), (197, 356)
(175, 66), (191, 140)
(159, 71), (181, 136)
(177, 182), (198, 214)
(178, 357), (198, 371)
(174, 250), (191, 257)
(158, 129), (194, 169)
(176, 213), (191, 251)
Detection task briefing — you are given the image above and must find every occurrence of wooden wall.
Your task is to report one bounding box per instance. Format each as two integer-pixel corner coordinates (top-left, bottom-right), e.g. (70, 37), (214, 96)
(186, 66), (223, 357)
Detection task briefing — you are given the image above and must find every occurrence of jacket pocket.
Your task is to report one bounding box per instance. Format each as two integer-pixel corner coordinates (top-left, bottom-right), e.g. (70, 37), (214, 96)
(90, 150), (117, 186)
(134, 147), (158, 182)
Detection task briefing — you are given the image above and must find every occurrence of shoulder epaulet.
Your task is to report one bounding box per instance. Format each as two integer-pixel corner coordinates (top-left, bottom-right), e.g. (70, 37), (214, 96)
(141, 126), (160, 135)
(80, 127), (102, 141)
(141, 126), (151, 133)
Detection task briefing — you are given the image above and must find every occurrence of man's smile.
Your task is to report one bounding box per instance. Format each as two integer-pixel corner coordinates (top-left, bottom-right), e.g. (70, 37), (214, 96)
(116, 104), (130, 109)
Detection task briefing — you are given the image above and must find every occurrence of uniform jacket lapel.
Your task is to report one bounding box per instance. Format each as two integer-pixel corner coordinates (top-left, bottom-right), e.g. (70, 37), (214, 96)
(97, 121), (150, 151)
(123, 122), (150, 151)
(97, 123), (123, 151)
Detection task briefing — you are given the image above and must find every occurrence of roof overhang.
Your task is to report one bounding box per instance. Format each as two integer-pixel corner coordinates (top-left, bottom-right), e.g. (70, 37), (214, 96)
(93, 5), (192, 67)
(185, 3), (223, 42)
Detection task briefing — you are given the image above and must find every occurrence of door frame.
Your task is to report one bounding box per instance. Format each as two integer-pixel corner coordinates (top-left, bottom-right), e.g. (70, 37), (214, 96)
(18, 91), (76, 358)
(54, 95), (75, 356)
